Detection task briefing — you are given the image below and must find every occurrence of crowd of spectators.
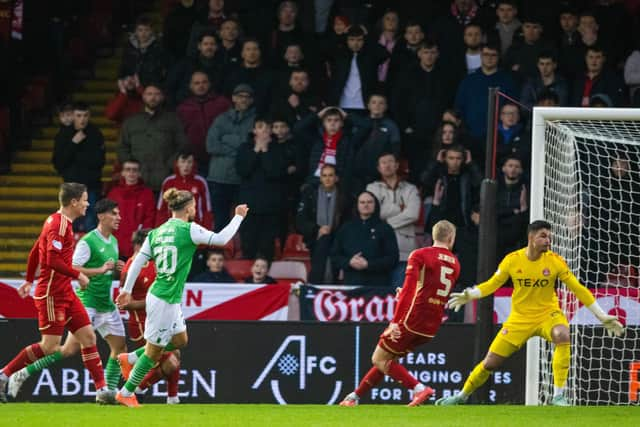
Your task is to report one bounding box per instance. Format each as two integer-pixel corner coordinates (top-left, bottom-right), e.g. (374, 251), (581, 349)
(43, 0), (640, 290)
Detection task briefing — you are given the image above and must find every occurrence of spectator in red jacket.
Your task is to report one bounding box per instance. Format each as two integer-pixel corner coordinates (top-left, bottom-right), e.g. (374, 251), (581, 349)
(156, 149), (213, 229)
(105, 75), (144, 126)
(176, 70), (231, 174)
(106, 158), (156, 258)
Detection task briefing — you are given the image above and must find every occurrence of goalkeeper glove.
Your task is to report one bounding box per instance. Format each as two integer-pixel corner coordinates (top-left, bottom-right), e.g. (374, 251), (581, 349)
(587, 302), (625, 337)
(447, 287), (482, 312)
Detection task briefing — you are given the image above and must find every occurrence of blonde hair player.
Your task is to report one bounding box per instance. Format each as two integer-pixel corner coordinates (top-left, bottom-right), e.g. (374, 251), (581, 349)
(339, 220), (460, 407)
(114, 188), (248, 407)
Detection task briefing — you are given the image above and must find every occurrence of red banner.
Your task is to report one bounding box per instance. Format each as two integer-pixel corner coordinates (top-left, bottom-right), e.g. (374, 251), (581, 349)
(0, 280), (290, 321)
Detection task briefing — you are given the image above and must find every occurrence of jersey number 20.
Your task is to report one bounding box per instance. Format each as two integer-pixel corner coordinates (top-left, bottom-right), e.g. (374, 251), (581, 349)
(154, 245), (178, 275)
(436, 266), (455, 297)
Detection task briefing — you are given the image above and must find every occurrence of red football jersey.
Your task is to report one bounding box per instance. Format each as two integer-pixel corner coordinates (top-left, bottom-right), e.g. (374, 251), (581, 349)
(121, 255), (156, 321)
(34, 212), (79, 299)
(393, 246), (461, 337)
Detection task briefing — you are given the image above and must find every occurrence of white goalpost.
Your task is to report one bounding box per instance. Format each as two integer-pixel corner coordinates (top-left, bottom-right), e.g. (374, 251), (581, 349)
(528, 107), (640, 406)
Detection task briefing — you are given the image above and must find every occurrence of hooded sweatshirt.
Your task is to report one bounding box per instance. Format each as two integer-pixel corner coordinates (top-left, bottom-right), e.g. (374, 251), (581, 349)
(330, 192), (399, 286)
(155, 159), (213, 228)
(106, 177), (156, 258)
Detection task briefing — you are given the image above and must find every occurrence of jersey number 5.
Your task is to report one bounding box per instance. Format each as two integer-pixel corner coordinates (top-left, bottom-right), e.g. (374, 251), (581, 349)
(436, 266), (455, 297)
(154, 245), (178, 275)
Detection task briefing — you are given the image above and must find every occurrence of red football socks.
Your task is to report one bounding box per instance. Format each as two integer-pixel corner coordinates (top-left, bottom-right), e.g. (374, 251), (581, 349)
(167, 361), (180, 397)
(139, 367), (164, 391)
(2, 343), (45, 376)
(81, 346), (106, 390)
(385, 360), (419, 390)
(355, 367), (384, 397)
(139, 352), (181, 395)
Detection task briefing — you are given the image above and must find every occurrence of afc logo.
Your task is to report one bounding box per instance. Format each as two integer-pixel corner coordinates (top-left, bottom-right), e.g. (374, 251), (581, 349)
(252, 335), (342, 404)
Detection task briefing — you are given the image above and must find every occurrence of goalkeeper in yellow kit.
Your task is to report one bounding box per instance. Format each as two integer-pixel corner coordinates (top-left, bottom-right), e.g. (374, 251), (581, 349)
(436, 220), (624, 406)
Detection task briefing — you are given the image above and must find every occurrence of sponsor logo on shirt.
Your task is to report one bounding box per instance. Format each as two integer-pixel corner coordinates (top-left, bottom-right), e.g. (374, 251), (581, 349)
(515, 278), (550, 287)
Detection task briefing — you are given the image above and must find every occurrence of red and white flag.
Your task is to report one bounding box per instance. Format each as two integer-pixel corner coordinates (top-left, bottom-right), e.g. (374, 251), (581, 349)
(0, 280), (290, 321)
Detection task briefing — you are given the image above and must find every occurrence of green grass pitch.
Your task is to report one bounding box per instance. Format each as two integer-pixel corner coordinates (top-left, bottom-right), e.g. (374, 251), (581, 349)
(2, 404), (638, 427)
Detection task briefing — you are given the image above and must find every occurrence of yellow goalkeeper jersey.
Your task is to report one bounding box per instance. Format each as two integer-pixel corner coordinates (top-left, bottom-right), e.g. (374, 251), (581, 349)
(477, 248), (595, 322)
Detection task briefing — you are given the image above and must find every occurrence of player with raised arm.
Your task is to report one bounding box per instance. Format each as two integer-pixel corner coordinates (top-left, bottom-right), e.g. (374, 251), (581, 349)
(339, 220), (460, 407)
(114, 188), (248, 407)
(0, 183), (112, 403)
(118, 228), (182, 404)
(7, 199), (126, 402)
(436, 220), (624, 406)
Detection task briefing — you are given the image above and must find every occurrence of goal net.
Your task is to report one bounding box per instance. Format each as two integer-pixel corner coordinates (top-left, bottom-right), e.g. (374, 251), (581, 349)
(529, 108), (640, 406)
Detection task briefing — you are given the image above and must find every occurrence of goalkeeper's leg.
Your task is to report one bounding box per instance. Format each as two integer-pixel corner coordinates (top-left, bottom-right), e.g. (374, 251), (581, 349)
(436, 337), (517, 405)
(550, 325), (571, 406)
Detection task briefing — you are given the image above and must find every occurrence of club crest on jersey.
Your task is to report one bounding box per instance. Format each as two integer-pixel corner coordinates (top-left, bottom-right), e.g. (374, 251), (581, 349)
(52, 240), (63, 250)
(542, 268), (550, 276)
(502, 328), (508, 335)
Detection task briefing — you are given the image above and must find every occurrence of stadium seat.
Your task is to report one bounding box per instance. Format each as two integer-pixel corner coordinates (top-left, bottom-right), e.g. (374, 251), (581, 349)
(282, 234), (310, 261)
(268, 260), (308, 282)
(220, 239), (235, 260)
(274, 238), (282, 260)
(225, 259), (254, 282)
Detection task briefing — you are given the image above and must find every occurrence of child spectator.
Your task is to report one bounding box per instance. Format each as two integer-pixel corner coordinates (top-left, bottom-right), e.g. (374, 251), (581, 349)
(156, 149), (213, 228)
(192, 250), (236, 283)
(244, 256), (277, 284)
(57, 102), (74, 130)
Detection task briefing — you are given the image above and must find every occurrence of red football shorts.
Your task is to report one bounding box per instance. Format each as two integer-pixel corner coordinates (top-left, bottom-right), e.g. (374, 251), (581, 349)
(378, 322), (432, 356)
(127, 310), (146, 343)
(34, 293), (91, 336)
